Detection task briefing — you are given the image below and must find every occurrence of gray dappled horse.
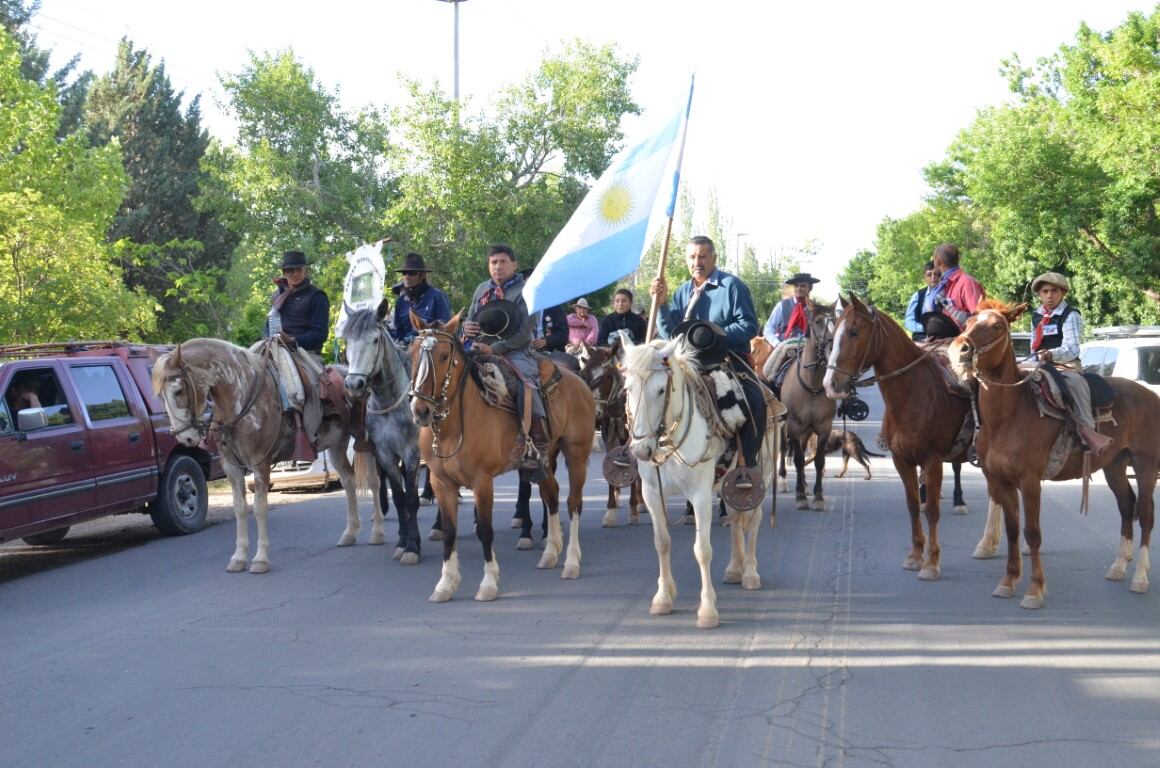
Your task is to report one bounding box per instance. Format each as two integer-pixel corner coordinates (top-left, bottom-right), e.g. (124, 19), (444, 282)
(341, 302), (423, 564)
(153, 338), (373, 573)
(779, 303), (837, 510)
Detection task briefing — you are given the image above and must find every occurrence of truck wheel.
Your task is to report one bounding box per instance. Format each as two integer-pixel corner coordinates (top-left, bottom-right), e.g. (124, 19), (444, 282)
(22, 527), (70, 545)
(150, 455), (208, 535)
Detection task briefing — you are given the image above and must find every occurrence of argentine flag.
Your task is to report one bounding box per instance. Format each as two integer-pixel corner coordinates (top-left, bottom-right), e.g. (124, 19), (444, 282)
(524, 79), (693, 313)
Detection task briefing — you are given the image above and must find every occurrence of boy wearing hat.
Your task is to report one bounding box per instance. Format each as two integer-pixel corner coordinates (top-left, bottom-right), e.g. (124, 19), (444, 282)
(389, 252), (451, 346)
(462, 244), (550, 478)
(265, 250), (330, 360)
(761, 272), (820, 387)
(1028, 271), (1113, 454)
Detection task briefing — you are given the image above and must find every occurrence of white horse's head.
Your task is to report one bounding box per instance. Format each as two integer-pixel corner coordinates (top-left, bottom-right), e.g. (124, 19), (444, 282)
(342, 299), (393, 401)
(152, 348), (206, 447)
(620, 338), (685, 462)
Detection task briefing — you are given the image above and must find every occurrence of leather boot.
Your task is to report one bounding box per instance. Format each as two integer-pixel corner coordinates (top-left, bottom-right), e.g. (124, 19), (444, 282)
(520, 417), (551, 481)
(1079, 425), (1114, 456)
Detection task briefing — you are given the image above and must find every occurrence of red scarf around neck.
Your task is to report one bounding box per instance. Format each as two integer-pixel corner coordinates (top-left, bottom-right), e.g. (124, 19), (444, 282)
(785, 298), (809, 338)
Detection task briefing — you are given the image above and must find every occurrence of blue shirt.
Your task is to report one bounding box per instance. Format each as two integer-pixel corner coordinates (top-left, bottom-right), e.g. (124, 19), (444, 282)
(655, 268), (760, 354)
(390, 281), (452, 344)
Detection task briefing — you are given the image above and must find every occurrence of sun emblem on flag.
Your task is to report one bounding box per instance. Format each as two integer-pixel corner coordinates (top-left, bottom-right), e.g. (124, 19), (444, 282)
(598, 182), (633, 226)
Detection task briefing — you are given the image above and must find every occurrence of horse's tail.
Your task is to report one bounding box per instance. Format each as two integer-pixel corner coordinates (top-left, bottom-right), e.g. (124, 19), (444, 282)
(353, 449), (378, 499)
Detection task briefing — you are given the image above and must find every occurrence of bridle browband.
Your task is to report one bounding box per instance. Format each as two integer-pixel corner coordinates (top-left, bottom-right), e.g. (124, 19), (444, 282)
(408, 327), (469, 459)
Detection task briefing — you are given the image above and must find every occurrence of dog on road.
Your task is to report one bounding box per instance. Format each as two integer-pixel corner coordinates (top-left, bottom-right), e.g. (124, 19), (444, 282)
(802, 429), (884, 479)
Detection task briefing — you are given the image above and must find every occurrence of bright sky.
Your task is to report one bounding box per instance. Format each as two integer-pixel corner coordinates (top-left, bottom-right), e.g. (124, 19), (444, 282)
(29, 0), (1157, 297)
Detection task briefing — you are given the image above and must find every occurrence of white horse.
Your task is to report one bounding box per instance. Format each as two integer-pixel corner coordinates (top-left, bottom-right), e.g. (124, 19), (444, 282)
(620, 338), (777, 629)
(153, 338), (374, 573)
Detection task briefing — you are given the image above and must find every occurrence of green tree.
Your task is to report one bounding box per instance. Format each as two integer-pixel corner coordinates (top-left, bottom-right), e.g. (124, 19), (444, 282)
(200, 49), (394, 345)
(85, 39), (235, 340)
(1, 0), (92, 135)
(0, 28), (154, 343)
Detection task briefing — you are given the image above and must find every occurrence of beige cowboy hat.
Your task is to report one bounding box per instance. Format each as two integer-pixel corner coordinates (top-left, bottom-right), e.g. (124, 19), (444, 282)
(574, 298), (591, 309)
(1031, 272), (1070, 293)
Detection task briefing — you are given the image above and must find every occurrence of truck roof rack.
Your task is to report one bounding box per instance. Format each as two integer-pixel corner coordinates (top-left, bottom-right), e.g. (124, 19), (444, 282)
(0, 340), (174, 361)
(1090, 325), (1160, 338)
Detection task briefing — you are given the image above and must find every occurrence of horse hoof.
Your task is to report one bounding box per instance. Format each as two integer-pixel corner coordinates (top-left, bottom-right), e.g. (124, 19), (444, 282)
(902, 556), (922, 571)
(1020, 593), (1045, 610)
(650, 601), (673, 616)
(917, 566), (940, 581)
(953, 504), (968, 515)
(474, 585), (498, 602)
(337, 533), (357, 547)
(777, 479), (789, 493)
(393, 546), (404, 561)
(1130, 579), (1149, 594)
(602, 509), (618, 527)
(226, 560), (247, 573)
(696, 612), (720, 629)
(516, 537), (534, 551)
(723, 569), (742, 584)
(369, 532), (386, 545)
(561, 563), (580, 580)
(810, 499), (825, 511)
(742, 574), (761, 590)
(992, 584), (1015, 599)
(249, 561), (270, 575)
(428, 529), (443, 542)
(795, 499), (809, 510)
(536, 553), (559, 569)
(1106, 565), (1127, 581)
(972, 544), (997, 560)
(399, 552), (419, 566)
(629, 514), (641, 526)
(429, 589), (453, 603)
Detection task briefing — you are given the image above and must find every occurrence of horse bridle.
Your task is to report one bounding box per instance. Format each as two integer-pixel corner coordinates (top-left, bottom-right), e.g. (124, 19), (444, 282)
(163, 342), (275, 446)
(624, 354), (715, 468)
(826, 305), (936, 391)
(408, 328), (469, 458)
(348, 322), (410, 414)
(795, 313), (835, 395)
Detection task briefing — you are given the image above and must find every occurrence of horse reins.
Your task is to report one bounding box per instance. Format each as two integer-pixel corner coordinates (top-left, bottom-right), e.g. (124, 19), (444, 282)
(352, 324), (410, 414)
(827, 306), (938, 390)
(409, 329), (469, 459)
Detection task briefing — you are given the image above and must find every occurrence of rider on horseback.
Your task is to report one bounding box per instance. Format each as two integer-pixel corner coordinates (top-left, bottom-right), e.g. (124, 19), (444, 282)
(462, 244), (551, 480)
(762, 272), (820, 395)
(646, 235), (768, 490)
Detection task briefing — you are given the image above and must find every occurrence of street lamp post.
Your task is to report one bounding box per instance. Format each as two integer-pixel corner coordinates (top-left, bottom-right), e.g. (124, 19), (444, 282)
(434, 0), (468, 102)
(734, 232), (750, 272)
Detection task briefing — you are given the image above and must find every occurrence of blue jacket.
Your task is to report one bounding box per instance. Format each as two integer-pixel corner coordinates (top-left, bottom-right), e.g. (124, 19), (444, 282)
(390, 281), (452, 343)
(655, 269), (760, 354)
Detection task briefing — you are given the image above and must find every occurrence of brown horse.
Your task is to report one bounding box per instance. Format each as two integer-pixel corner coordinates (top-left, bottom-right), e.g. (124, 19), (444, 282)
(822, 294), (983, 580)
(776, 303), (837, 510)
(949, 300), (1158, 607)
(575, 340), (643, 526)
(153, 338), (374, 573)
(409, 313), (596, 602)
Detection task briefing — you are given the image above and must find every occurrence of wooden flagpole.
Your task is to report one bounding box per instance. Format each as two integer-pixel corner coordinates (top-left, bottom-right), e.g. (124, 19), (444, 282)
(645, 75), (695, 343)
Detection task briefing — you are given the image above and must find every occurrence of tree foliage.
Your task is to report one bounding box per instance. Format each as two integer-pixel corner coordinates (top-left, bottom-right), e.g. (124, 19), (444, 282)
(0, 28), (153, 344)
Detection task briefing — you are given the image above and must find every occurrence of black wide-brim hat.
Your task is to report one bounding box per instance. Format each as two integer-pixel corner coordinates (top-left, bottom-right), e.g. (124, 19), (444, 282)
(672, 319), (730, 365)
(476, 299), (524, 341)
(920, 311), (960, 340)
(396, 252), (434, 273)
(785, 272), (820, 286)
(281, 250), (309, 269)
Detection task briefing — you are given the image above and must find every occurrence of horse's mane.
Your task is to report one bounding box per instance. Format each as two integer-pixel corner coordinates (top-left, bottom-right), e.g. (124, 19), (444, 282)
(620, 338), (699, 380)
(976, 298), (1016, 316)
(344, 307), (382, 337)
(151, 352), (173, 396)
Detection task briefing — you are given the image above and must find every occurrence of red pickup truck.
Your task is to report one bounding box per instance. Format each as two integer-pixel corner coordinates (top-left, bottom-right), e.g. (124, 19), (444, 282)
(0, 341), (223, 545)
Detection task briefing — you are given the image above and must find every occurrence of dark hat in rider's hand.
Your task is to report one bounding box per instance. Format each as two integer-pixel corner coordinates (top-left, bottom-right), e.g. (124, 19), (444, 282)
(476, 299), (524, 340)
(281, 250), (309, 269)
(672, 319), (729, 365)
(919, 311), (960, 340)
(396, 252), (434, 273)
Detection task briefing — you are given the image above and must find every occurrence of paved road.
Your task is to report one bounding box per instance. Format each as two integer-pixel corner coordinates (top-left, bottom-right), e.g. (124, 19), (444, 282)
(2, 387), (1158, 767)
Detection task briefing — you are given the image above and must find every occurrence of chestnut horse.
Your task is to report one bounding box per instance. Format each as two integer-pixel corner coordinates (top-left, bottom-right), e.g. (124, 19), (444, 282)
(949, 301), (1158, 607)
(575, 340), (643, 526)
(153, 338), (374, 573)
(823, 294), (989, 580)
(409, 314), (596, 602)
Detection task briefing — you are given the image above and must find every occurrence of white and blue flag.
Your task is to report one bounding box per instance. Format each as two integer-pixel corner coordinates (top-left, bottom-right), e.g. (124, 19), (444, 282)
(524, 78), (694, 313)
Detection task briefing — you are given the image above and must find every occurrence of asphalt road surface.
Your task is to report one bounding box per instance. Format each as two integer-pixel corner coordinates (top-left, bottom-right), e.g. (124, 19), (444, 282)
(3, 387), (1158, 768)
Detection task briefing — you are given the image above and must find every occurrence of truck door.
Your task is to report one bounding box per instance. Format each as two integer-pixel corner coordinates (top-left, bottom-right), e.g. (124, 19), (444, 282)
(0, 364), (95, 537)
(67, 362), (157, 513)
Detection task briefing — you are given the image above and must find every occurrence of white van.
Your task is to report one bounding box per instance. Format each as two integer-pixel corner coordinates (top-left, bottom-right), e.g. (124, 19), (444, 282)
(1080, 326), (1160, 396)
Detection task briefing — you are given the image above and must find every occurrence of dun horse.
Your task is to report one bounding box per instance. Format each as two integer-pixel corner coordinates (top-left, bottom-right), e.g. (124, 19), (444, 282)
(153, 338), (372, 573)
(341, 302), (423, 563)
(576, 340), (643, 526)
(950, 301), (1158, 607)
(409, 314), (596, 602)
(620, 338), (776, 629)
(822, 294), (991, 580)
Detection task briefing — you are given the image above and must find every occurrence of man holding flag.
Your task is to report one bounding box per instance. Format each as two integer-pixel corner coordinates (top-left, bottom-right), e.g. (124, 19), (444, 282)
(645, 235), (768, 488)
